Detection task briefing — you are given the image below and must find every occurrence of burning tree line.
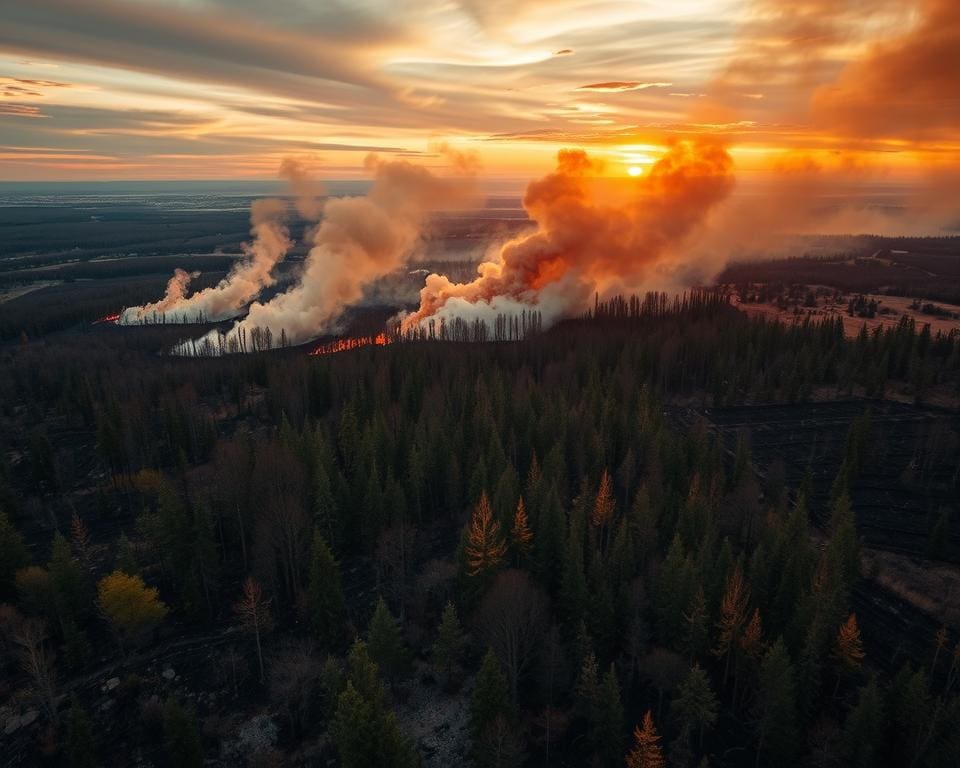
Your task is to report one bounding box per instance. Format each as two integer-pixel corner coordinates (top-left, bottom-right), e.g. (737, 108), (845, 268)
(172, 291), (729, 357)
(175, 307), (547, 356)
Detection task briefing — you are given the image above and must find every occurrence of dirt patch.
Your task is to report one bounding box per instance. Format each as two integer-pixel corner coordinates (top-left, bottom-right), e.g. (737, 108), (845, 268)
(395, 665), (472, 768)
(863, 548), (960, 630)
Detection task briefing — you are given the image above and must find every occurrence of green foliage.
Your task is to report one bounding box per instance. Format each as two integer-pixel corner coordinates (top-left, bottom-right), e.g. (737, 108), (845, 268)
(334, 641), (420, 768)
(0, 508), (29, 599)
(471, 649), (513, 754)
(755, 638), (798, 766)
(672, 664), (718, 752)
(367, 597), (410, 683)
(162, 698), (203, 768)
(66, 696), (96, 768)
(433, 601), (466, 679)
(306, 530), (345, 648)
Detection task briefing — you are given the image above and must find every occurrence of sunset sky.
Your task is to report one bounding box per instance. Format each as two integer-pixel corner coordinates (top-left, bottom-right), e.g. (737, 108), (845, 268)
(0, 0), (957, 180)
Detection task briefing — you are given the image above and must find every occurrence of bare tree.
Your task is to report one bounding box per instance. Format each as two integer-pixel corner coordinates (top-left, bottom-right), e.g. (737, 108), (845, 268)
(235, 577), (273, 683)
(478, 569), (549, 705)
(269, 639), (322, 738)
(3, 612), (58, 724)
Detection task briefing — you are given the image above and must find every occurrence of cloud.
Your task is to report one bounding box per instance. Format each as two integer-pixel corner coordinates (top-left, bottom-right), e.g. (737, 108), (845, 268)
(0, 104), (46, 117)
(577, 81), (672, 92)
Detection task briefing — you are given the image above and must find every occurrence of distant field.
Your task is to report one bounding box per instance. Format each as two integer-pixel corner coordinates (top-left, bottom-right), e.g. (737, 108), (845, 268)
(734, 293), (960, 338)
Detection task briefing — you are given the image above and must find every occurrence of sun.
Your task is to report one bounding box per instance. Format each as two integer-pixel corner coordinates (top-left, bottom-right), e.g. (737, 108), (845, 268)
(627, 166), (643, 177)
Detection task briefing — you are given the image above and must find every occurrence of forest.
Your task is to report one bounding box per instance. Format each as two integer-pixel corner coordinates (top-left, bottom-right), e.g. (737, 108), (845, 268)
(1, 291), (959, 767)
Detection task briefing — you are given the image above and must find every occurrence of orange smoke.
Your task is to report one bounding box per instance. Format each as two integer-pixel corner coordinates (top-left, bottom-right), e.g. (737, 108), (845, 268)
(811, 0), (960, 142)
(402, 139), (733, 330)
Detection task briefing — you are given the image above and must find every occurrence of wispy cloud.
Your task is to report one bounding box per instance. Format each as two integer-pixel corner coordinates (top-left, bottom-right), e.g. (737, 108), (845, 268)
(577, 82), (672, 92)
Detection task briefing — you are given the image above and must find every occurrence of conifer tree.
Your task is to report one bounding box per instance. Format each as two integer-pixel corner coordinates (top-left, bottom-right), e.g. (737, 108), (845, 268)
(162, 698), (204, 768)
(596, 663), (624, 766)
(754, 639), (798, 767)
(49, 531), (87, 633)
(591, 470), (616, 550)
(510, 497), (533, 563)
(683, 587), (710, 661)
(0, 508), (28, 599)
(842, 677), (884, 768)
(560, 524), (588, 626)
(367, 596), (410, 683)
(433, 601), (466, 680)
(66, 695), (96, 768)
(471, 649), (513, 753)
(833, 613), (865, 674)
(714, 564), (750, 688)
(673, 664), (718, 752)
(625, 711), (665, 768)
(306, 530), (344, 648)
(465, 492), (507, 577)
(826, 493), (860, 590)
(335, 640), (420, 768)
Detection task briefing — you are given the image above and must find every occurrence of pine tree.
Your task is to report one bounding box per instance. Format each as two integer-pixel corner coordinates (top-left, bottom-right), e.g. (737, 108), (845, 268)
(49, 532), (87, 634)
(560, 523), (588, 626)
(683, 587), (710, 661)
(740, 608), (765, 662)
(306, 530), (344, 648)
(574, 650), (602, 725)
(714, 564), (750, 688)
(471, 649), (512, 754)
(162, 698), (204, 768)
(333, 681), (378, 768)
(672, 664), (718, 752)
(842, 677), (884, 768)
(433, 601), (466, 680)
(66, 696), (96, 768)
(655, 534), (692, 646)
(367, 596), (410, 683)
(69, 512), (92, 573)
(596, 663), (624, 766)
(465, 492), (507, 577)
(754, 639), (798, 767)
(510, 498), (533, 562)
(591, 470), (616, 550)
(625, 710), (665, 768)
(833, 613), (865, 674)
(335, 641), (420, 768)
(826, 493), (860, 590)
(0, 508), (29, 599)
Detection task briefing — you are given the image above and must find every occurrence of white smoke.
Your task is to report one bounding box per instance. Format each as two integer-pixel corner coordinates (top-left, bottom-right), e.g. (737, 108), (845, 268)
(121, 161), (323, 325)
(179, 152), (479, 354)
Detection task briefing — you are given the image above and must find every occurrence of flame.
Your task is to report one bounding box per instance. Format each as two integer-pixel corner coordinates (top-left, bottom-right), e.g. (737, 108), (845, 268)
(308, 332), (391, 356)
(94, 312), (121, 324)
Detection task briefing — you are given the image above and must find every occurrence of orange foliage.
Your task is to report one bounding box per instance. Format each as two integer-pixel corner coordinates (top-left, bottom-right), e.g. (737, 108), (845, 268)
(739, 608), (765, 660)
(465, 492), (507, 577)
(625, 710), (665, 768)
(511, 498), (533, 554)
(591, 470), (616, 529)
(833, 613), (865, 671)
(714, 565), (750, 658)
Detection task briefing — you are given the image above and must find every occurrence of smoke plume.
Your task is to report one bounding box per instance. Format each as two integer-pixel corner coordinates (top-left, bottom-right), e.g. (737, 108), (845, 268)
(119, 160), (331, 325)
(401, 139), (733, 331)
(184, 153), (479, 352)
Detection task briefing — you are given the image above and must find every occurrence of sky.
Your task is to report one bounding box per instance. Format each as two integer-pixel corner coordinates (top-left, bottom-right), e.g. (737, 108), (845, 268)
(0, 0), (957, 181)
